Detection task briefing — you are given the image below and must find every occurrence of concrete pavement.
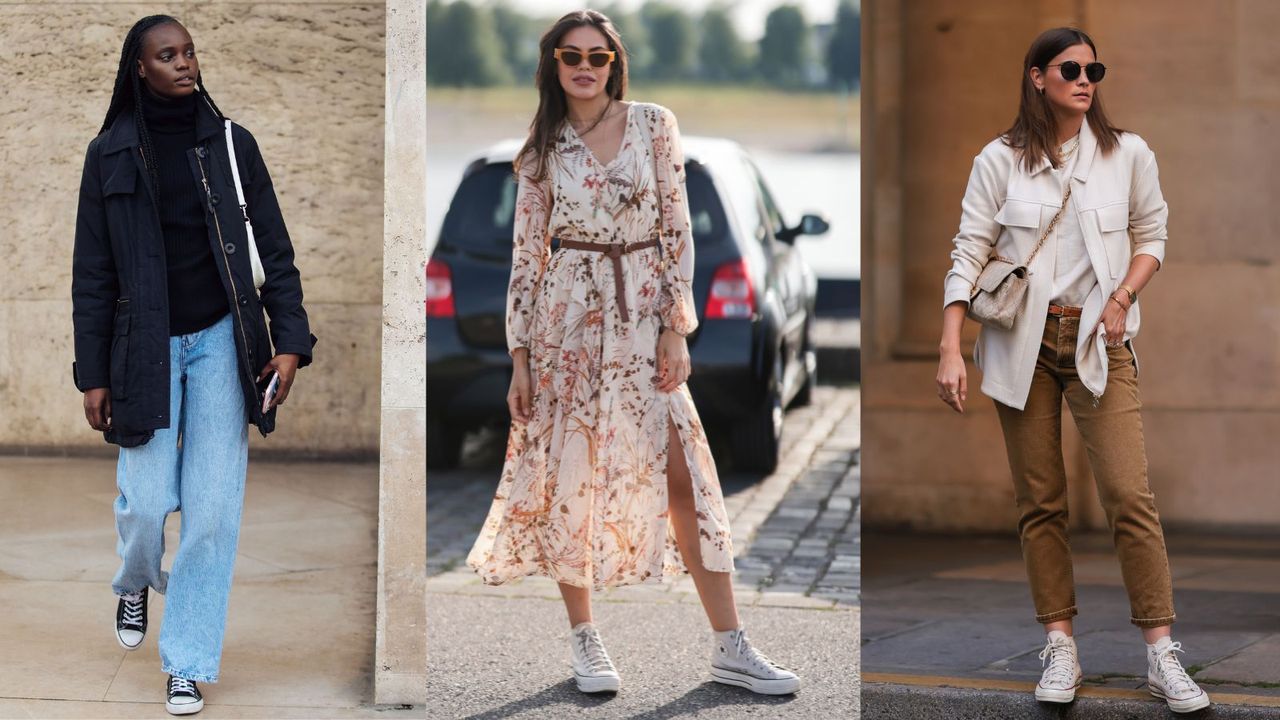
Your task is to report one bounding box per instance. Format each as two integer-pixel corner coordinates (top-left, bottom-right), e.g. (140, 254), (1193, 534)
(862, 532), (1280, 718)
(0, 456), (417, 719)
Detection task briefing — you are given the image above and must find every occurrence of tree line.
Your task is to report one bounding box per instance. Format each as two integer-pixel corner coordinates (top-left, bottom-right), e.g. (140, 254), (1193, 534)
(426, 0), (860, 91)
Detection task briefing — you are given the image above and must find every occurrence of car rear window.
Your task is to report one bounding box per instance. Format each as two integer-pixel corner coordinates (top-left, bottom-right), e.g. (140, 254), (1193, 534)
(438, 162), (728, 251)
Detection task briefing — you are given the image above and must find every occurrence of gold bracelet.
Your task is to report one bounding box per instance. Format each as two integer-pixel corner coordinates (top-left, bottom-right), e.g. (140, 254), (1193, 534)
(1118, 284), (1137, 304)
(1108, 295), (1129, 311)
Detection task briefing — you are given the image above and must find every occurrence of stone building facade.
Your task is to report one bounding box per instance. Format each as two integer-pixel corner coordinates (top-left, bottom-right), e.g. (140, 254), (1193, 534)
(863, 0), (1280, 531)
(0, 3), (386, 457)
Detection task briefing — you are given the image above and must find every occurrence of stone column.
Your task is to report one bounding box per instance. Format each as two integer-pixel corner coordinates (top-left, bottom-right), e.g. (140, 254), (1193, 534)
(376, 0), (427, 704)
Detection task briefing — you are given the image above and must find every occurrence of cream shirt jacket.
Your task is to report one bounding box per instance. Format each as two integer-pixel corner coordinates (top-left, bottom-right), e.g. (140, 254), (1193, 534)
(942, 120), (1168, 410)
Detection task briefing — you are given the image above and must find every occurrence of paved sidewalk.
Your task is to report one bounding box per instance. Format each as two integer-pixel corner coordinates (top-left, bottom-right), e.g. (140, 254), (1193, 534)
(0, 457), (416, 719)
(862, 531), (1280, 718)
(425, 387), (861, 718)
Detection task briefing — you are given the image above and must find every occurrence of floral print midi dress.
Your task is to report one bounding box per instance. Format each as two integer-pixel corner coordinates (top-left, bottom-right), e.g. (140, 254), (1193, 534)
(467, 102), (735, 590)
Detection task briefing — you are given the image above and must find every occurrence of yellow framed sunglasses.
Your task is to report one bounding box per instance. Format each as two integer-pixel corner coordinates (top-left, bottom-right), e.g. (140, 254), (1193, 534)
(553, 47), (615, 68)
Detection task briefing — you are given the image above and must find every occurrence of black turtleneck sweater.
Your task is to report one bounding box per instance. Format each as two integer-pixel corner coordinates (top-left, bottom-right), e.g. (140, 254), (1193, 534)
(140, 89), (229, 336)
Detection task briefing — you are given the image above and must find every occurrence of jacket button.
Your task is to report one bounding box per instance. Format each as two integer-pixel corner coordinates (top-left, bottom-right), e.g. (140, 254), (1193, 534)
(195, 147), (206, 159)
(238, 294), (248, 306)
(225, 242), (237, 254)
(210, 192), (221, 206)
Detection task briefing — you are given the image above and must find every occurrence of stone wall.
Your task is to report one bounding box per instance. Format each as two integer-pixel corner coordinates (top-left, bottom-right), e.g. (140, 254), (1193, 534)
(0, 2), (386, 456)
(863, 0), (1280, 531)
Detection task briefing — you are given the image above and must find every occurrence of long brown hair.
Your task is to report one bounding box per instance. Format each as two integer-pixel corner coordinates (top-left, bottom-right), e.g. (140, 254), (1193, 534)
(516, 10), (629, 183)
(1003, 27), (1122, 172)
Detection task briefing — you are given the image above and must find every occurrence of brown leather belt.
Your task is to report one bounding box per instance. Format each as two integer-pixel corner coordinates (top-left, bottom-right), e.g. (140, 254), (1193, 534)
(1048, 304), (1083, 318)
(557, 238), (660, 323)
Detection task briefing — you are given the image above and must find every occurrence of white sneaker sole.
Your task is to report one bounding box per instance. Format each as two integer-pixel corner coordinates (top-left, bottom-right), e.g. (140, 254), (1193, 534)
(116, 628), (144, 651)
(1150, 685), (1210, 713)
(1034, 684), (1079, 703)
(711, 666), (800, 695)
(574, 672), (620, 693)
(165, 698), (204, 715)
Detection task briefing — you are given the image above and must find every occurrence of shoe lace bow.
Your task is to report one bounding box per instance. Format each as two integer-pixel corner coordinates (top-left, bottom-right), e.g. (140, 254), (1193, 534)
(1038, 637), (1077, 686)
(576, 629), (615, 674)
(1154, 642), (1198, 694)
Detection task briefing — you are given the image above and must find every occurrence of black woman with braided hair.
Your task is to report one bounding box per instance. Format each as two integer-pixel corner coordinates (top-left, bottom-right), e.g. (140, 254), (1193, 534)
(71, 15), (315, 715)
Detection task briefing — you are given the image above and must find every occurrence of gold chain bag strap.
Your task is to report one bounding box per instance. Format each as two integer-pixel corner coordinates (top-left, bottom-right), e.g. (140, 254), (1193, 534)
(966, 185), (1072, 330)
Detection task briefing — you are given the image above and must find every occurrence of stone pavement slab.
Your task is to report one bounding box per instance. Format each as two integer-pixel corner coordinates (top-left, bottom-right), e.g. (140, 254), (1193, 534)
(0, 457), (411, 718)
(425, 593), (858, 720)
(862, 532), (1280, 717)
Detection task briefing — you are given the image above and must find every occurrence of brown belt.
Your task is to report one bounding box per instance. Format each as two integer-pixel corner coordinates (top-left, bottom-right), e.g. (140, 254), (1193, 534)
(1048, 304), (1083, 318)
(557, 238), (660, 323)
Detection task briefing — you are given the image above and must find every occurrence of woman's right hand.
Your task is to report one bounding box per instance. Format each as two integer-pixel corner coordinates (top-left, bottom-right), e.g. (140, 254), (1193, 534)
(508, 349), (533, 424)
(84, 388), (112, 431)
(936, 350), (967, 414)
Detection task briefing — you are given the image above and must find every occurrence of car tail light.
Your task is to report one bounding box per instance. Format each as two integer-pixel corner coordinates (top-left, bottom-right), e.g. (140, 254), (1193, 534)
(426, 258), (456, 318)
(705, 259), (755, 319)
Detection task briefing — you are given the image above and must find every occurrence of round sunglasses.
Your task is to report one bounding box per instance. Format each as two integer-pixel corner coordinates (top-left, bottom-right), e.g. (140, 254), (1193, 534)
(1047, 60), (1106, 83)
(553, 47), (615, 68)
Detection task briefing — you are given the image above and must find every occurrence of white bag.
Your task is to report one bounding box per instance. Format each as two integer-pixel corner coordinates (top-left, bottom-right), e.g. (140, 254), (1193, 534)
(224, 119), (266, 290)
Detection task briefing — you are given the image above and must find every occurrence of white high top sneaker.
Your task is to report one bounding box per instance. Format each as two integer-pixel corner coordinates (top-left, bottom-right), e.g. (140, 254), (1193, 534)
(569, 622), (620, 693)
(711, 627), (800, 695)
(1035, 631), (1082, 703)
(1147, 637), (1210, 713)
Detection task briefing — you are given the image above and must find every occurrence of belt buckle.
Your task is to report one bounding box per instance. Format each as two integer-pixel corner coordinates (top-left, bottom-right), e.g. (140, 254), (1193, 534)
(606, 243), (624, 259)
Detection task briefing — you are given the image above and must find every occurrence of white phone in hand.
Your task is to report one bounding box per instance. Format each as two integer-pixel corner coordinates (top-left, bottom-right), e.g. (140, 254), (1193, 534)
(261, 371), (280, 414)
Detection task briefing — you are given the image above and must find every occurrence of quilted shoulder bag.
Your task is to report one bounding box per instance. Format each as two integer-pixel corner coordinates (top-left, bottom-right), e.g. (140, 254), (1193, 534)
(967, 185), (1072, 330)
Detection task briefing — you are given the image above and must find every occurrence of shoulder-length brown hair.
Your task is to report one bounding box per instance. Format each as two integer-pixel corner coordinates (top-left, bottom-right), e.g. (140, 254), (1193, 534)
(1003, 27), (1122, 172)
(516, 10), (629, 183)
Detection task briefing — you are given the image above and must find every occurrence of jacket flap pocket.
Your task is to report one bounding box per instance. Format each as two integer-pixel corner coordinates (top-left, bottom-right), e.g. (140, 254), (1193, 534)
(994, 199), (1041, 229)
(103, 163), (137, 196)
(1097, 202), (1129, 232)
(974, 258), (1024, 293)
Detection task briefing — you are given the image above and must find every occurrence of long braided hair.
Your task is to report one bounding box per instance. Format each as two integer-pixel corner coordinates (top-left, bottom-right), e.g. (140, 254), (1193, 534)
(99, 15), (226, 192)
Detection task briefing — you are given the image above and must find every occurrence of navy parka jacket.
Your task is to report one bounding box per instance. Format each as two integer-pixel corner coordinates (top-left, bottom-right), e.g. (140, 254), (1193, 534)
(72, 98), (316, 447)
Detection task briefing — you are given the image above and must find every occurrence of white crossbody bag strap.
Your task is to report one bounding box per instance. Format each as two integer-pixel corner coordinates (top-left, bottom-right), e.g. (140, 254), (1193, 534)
(224, 119), (266, 290)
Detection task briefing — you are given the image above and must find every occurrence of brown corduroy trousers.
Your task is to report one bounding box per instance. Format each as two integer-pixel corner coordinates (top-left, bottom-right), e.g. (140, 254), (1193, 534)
(994, 314), (1175, 628)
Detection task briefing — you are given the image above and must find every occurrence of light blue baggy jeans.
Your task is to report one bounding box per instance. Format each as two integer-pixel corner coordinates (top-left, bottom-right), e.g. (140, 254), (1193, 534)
(112, 312), (248, 683)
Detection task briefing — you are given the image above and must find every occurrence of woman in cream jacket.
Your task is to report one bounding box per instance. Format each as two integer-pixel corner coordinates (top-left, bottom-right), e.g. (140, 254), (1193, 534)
(935, 27), (1209, 714)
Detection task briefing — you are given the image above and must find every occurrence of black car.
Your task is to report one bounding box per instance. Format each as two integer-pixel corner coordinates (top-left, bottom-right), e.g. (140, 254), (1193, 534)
(427, 136), (824, 473)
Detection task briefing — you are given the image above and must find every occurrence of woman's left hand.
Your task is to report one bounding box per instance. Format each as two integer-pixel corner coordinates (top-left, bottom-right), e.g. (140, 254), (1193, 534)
(1097, 293), (1129, 347)
(259, 353), (301, 408)
(656, 329), (691, 393)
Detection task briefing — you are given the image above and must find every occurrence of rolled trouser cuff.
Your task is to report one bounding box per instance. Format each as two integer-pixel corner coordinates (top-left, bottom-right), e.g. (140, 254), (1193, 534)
(1035, 605), (1079, 624)
(1131, 613), (1176, 629)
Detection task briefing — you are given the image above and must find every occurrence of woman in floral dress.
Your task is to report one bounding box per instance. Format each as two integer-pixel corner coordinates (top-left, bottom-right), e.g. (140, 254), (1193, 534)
(466, 9), (799, 696)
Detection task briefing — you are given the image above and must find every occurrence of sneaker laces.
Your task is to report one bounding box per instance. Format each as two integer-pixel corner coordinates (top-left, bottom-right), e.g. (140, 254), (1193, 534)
(575, 629), (615, 675)
(732, 630), (788, 676)
(1038, 637), (1077, 687)
(169, 676), (197, 696)
(120, 592), (145, 629)
(1153, 642), (1198, 695)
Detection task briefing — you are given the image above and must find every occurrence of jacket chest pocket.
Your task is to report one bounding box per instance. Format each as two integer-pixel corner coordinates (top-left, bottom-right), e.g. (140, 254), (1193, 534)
(994, 198), (1044, 258)
(1092, 201), (1130, 278)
